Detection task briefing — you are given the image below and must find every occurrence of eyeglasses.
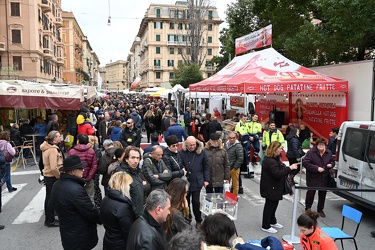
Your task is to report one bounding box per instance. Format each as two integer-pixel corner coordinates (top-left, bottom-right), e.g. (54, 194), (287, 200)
(126, 122), (132, 124)
(171, 144), (179, 148)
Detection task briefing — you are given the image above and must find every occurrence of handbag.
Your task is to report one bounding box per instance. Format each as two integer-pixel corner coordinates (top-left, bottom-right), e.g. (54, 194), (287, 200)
(1, 145), (14, 162)
(328, 170), (337, 188)
(283, 176), (293, 195)
(149, 123), (156, 130)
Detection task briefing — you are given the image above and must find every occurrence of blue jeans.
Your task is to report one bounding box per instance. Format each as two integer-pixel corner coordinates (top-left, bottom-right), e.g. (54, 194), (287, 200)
(44, 176), (57, 223)
(1, 164), (14, 191)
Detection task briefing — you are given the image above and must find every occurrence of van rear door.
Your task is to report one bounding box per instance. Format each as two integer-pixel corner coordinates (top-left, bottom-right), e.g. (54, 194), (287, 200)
(361, 129), (375, 203)
(337, 127), (367, 192)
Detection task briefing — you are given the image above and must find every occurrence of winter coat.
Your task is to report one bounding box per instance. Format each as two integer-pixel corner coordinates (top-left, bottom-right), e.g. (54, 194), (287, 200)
(205, 140), (230, 187)
(115, 163), (150, 217)
(164, 124), (188, 142)
(260, 156), (292, 201)
(98, 119), (108, 140)
(262, 129), (285, 148)
(224, 140), (244, 170)
(208, 120), (223, 137)
(300, 226), (338, 250)
(165, 209), (191, 241)
(303, 146), (335, 187)
(40, 141), (63, 178)
(185, 116), (201, 137)
(142, 153), (172, 191)
(78, 121), (95, 135)
(68, 144), (98, 182)
(33, 122), (47, 137)
(126, 210), (166, 250)
(19, 124), (34, 140)
(0, 140), (16, 163)
(100, 189), (136, 250)
(179, 140), (210, 192)
(98, 146), (119, 187)
(120, 127), (141, 148)
(46, 120), (59, 134)
(286, 134), (304, 159)
(162, 148), (185, 181)
(10, 127), (23, 146)
(52, 173), (101, 250)
(110, 126), (122, 142)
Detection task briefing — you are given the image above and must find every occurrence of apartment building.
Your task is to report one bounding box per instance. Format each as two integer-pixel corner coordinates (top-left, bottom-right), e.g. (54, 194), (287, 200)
(129, 1), (223, 89)
(104, 60), (128, 92)
(0, 0), (64, 82)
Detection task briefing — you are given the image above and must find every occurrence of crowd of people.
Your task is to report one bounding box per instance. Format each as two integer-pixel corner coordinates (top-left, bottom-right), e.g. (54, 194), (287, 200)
(0, 92), (345, 249)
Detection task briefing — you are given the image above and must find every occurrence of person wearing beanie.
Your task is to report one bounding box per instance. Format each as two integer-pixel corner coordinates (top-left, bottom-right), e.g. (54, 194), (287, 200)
(163, 135), (187, 184)
(204, 133), (230, 194)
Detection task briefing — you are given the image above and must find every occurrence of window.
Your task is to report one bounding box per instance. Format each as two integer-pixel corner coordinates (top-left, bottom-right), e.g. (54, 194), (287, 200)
(208, 36), (212, 43)
(156, 47), (161, 54)
(178, 23), (183, 30)
(185, 23), (190, 30)
(207, 73), (213, 78)
(207, 49), (212, 55)
(156, 8), (161, 18)
(208, 11), (213, 20)
(11, 2), (20, 17)
(208, 24), (213, 31)
(178, 48), (182, 54)
(170, 23), (174, 29)
(169, 47), (174, 54)
(167, 60), (174, 67)
(154, 60), (161, 66)
(169, 72), (174, 79)
(342, 128), (367, 160)
(154, 22), (163, 29)
(156, 34), (160, 41)
(13, 56), (22, 70)
(156, 72), (161, 79)
(12, 30), (21, 43)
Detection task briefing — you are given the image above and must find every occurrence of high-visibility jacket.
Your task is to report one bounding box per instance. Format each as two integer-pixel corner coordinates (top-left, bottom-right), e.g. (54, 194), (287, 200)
(300, 227), (338, 250)
(235, 120), (249, 136)
(262, 129), (285, 148)
(247, 121), (262, 140)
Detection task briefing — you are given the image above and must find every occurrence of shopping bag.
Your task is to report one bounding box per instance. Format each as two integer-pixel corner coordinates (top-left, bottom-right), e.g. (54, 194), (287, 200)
(64, 135), (74, 147)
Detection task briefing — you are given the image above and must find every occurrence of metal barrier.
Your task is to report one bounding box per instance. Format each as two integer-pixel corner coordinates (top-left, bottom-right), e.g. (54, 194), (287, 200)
(282, 185), (375, 244)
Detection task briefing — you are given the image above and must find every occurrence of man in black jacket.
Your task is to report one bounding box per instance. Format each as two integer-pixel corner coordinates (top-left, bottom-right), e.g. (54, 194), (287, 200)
(127, 189), (171, 250)
(52, 156), (101, 250)
(120, 118), (142, 148)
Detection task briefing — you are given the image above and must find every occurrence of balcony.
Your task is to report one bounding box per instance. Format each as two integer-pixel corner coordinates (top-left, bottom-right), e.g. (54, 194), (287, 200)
(153, 66), (163, 71)
(55, 17), (63, 27)
(56, 39), (64, 47)
(57, 57), (64, 65)
(205, 66), (216, 72)
(40, 0), (51, 13)
(43, 49), (52, 59)
(167, 41), (191, 46)
(0, 42), (5, 51)
(43, 27), (52, 36)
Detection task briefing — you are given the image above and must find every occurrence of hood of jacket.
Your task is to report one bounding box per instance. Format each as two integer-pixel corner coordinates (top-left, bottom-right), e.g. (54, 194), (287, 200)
(71, 144), (90, 153)
(181, 139), (204, 154)
(40, 141), (59, 152)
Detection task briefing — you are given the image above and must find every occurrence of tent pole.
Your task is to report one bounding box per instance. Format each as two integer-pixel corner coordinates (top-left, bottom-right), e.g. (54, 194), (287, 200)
(289, 92), (293, 124)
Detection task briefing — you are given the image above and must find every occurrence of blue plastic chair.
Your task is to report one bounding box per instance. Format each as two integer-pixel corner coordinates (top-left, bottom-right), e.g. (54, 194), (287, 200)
(321, 205), (362, 250)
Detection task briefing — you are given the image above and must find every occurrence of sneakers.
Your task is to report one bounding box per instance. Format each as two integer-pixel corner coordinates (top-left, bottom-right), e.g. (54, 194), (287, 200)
(45, 220), (59, 228)
(9, 187), (17, 193)
(0, 225), (4, 230)
(318, 210), (326, 218)
(271, 223), (283, 229)
(261, 227), (278, 234)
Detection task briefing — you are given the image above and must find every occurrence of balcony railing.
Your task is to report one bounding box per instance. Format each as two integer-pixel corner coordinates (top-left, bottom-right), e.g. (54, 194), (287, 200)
(40, 0), (51, 12)
(55, 17), (63, 27)
(0, 42), (5, 51)
(167, 41), (191, 46)
(153, 66), (163, 71)
(43, 49), (52, 58)
(57, 57), (64, 65)
(205, 66), (216, 71)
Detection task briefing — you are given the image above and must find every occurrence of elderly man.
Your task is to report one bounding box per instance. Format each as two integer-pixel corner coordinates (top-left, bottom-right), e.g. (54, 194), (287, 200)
(164, 117), (188, 142)
(127, 189), (171, 250)
(179, 136), (210, 229)
(120, 118), (142, 148)
(52, 155), (101, 250)
(67, 133), (98, 204)
(142, 146), (172, 191)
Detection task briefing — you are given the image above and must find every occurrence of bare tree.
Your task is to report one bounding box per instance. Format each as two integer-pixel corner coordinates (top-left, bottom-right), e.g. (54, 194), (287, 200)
(178, 0), (213, 67)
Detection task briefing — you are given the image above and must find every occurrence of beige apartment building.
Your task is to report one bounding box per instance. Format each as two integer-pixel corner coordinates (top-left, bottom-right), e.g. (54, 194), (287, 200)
(0, 0), (64, 82)
(129, 1), (222, 89)
(103, 60), (129, 92)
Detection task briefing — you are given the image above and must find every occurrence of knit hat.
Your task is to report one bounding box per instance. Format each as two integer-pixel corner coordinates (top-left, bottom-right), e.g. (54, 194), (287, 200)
(165, 135), (179, 146)
(210, 133), (220, 141)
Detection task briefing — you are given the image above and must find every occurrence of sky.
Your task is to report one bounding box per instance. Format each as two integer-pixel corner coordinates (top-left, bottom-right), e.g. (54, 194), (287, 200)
(62, 0), (235, 66)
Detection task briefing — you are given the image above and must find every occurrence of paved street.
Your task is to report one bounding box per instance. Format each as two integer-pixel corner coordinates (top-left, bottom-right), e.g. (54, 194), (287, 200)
(1, 142), (375, 249)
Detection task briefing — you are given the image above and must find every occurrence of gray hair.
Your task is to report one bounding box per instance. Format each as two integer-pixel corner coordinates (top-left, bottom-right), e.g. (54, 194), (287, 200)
(167, 228), (203, 250)
(145, 189), (170, 211)
(150, 145), (162, 153)
(103, 139), (114, 148)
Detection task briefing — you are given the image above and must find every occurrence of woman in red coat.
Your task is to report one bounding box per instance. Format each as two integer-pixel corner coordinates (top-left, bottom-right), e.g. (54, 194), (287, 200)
(303, 138), (335, 217)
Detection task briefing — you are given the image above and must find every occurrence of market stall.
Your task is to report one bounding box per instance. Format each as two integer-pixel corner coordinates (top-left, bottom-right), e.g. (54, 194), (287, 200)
(189, 48), (349, 139)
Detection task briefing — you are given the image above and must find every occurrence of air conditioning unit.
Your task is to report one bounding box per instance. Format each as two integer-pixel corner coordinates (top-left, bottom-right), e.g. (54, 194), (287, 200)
(0, 42), (5, 51)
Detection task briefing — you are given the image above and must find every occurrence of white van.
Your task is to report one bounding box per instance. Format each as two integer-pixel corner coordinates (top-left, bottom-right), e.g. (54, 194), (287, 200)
(334, 121), (375, 210)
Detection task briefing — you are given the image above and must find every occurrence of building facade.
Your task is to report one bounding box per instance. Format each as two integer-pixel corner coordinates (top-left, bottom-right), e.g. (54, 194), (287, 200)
(0, 0), (64, 82)
(129, 1), (222, 89)
(103, 60), (128, 92)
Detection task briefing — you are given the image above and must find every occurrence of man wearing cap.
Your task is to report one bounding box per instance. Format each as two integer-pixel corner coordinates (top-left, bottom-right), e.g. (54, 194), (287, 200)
(52, 155), (101, 250)
(205, 133), (230, 194)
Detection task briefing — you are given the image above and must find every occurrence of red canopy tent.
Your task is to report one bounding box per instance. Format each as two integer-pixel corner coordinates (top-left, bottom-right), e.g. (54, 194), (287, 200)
(189, 48), (349, 139)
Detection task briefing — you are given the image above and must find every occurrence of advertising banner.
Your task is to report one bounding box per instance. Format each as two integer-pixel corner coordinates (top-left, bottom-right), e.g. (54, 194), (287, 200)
(229, 96), (245, 108)
(235, 25), (272, 55)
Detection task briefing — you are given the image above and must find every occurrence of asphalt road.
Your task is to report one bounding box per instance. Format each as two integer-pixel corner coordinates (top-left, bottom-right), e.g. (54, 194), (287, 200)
(1, 139), (375, 249)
